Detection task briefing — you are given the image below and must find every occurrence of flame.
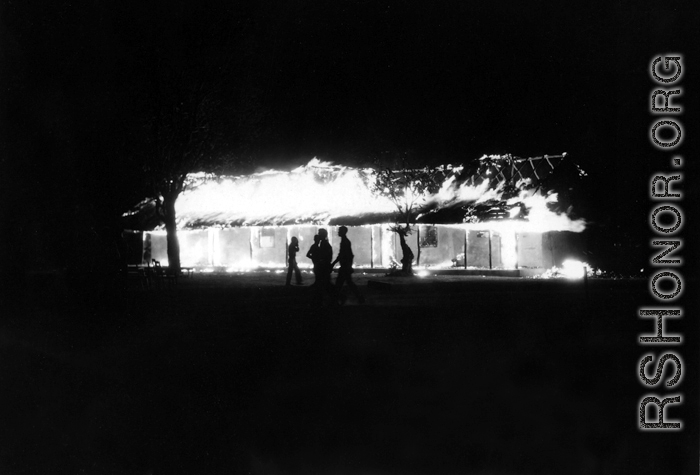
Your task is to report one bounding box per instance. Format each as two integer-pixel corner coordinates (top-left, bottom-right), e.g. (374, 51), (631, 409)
(176, 159), (395, 226)
(537, 259), (591, 279)
(428, 175), (498, 207)
(139, 157), (588, 272)
(560, 259), (588, 279)
(172, 157), (585, 234)
(500, 230), (518, 269)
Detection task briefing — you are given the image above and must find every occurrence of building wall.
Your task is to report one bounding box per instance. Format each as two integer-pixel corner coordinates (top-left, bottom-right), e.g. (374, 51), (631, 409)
(141, 226), (582, 274)
(494, 231), (520, 269)
(380, 227), (396, 268)
(346, 226), (373, 267)
(542, 231), (586, 268)
(179, 230), (210, 267)
(466, 230), (491, 268)
(251, 226), (287, 267)
(147, 232), (168, 265)
(217, 228), (253, 268)
(286, 225), (318, 268)
(515, 231), (585, 276)
(419, 226), (464, 267)
(145, 230), (210, 267)
(516, 232), (544, 269)
(369, 225), (382, 268)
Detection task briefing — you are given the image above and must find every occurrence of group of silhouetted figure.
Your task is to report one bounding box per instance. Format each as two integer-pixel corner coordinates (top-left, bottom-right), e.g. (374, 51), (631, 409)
(286, 226), (365, 305)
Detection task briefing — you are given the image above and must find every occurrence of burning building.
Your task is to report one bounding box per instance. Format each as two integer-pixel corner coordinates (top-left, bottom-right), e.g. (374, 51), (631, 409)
(122, 154), (588, 276)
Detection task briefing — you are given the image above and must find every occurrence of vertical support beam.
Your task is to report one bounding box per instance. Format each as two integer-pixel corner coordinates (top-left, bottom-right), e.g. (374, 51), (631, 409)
(416, 225), (421, 266)
(249, 227), (254, 266)
(370, 225), (374, 269)
(488, 230), (492, 269)
(142, 231), (147, 265)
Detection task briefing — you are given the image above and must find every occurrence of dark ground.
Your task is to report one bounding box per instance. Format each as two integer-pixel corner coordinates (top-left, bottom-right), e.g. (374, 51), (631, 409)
(1, 271), (696, 474)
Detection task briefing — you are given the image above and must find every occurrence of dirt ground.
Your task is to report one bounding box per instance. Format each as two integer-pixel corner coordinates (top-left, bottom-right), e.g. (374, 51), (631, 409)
(0, 271), (695, 474)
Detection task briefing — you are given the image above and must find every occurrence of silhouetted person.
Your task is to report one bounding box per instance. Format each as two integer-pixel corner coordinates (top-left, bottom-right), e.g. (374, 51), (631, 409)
(286, 236), (303, 286)
(332, 226), (365, 304)
(398, 228), (414, 275)
(314, 228), (335, 303)
(306, 234), (321, 286)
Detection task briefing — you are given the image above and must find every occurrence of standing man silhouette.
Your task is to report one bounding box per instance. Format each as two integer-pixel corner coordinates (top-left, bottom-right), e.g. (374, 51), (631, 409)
(286, 236), (303, 286)
(331, 226), (365, 304)
(306, 234), (321, 286)
(314, 228), (334, 303)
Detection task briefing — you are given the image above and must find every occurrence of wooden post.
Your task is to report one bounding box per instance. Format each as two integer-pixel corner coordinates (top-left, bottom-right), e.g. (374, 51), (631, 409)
(249, 228), (254, 266)
(488, 230), (492, 269)
(370, 226), (374, 269)
(416, 226), (421, 266)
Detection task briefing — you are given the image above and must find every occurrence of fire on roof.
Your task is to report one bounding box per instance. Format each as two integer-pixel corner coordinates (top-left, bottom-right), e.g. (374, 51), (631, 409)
(122, 154), (587, 233)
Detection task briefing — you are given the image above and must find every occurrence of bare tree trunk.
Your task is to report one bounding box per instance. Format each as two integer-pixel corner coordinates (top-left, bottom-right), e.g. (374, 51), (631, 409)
(163, 196), (181, 272)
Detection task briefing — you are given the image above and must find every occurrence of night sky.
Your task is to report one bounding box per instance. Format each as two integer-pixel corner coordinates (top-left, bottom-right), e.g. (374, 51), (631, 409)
(1, 0), (697, 271)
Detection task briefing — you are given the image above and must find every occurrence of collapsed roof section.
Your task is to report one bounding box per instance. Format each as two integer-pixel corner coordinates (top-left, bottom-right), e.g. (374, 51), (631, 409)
(122, 154), (587, 231)
(417, 153), (587, 224)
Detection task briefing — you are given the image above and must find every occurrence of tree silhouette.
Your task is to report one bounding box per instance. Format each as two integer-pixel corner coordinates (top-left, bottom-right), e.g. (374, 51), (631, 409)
(371, 157), (440, 275)
(134, 10), (271, 271)
(141, 71), (220, 270)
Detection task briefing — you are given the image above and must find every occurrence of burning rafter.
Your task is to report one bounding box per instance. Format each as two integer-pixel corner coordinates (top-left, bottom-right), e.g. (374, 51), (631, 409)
(122, 154), (586, 233)
(463, 153), (567, 190)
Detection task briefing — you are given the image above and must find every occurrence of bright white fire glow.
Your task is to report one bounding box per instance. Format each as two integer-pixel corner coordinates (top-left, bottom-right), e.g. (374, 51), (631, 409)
(226, 266), (255, 273)
(499, 230), (518, 269)
(428, 176), (498, 208)
(177, 159), (395, 226)
(140, 157), (588, 273)
(536, 259), (592, 279)
(172, 158), (586, 234)
(560, 259), (588, 279)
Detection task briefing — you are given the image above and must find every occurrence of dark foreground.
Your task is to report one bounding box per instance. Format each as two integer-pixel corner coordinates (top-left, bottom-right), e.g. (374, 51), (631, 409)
(1, 272), (696, 474)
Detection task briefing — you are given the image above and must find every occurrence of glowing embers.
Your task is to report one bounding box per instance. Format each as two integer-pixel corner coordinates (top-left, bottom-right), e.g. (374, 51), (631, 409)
(538, 259), (591, 279)
(560, 259), (589, 279)
(225, 267), (251, 273)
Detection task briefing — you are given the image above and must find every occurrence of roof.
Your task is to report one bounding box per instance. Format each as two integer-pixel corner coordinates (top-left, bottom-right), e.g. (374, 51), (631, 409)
(122, 154), (586, 231)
